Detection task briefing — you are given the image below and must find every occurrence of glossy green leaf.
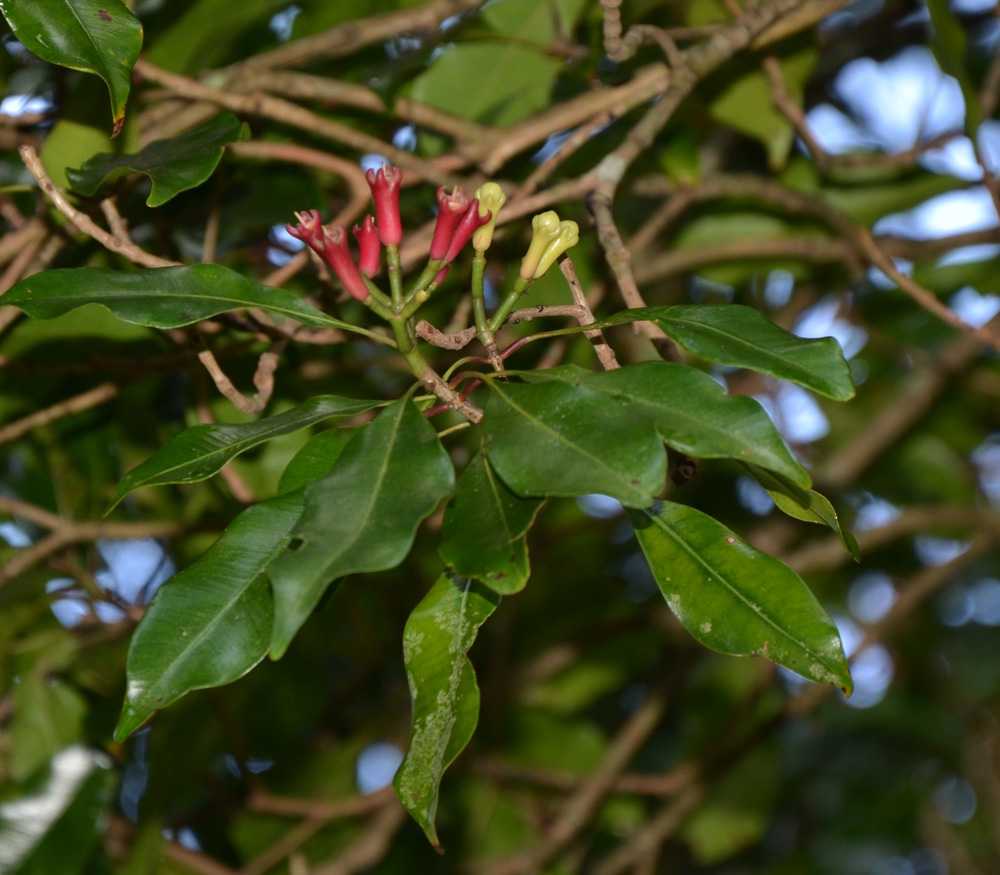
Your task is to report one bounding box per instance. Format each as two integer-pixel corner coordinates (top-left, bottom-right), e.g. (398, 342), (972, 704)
(66, 112), (249, 206)
(630, 500), (852, 693)
(439, 451), (543, 595)
(115, 491), (305, 740)
(109, 395), (384, 509)
(278, 428), (357, 495)
(4, 264), (370, 334)
(395, 572), (500, 848)
(483, 363), (808, 508)
(604, 306), (855, 401)
(744, 463), (860, 561)
(268, 397), (456, 658)
(0, 0), (142, 129)
(0, 747), (114, 875)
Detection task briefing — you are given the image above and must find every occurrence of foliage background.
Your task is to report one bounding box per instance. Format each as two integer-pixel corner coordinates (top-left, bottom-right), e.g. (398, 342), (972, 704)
(1, 0), (1000, 873)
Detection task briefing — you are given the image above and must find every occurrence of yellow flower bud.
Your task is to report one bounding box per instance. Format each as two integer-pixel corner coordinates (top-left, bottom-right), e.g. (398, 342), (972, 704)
(533, 220), (579, 278)
(520, 211), (561, 279)
(472, 182), (506, 252)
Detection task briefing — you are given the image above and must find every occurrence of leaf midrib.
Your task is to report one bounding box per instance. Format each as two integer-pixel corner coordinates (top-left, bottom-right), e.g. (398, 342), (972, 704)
(646, 504), (836, 671)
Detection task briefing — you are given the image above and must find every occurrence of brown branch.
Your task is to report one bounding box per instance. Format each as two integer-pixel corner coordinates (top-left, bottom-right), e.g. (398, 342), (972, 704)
(19, 146), (177, 269)
(310, 801), (409, 875)
(472, 692), (666, 875)
(134, 60), (464, 187)
(762, 54), (829, 170)
(559, 257), (620, 370)
(196, 339), (286, 415)
(0, 382), (121, 447)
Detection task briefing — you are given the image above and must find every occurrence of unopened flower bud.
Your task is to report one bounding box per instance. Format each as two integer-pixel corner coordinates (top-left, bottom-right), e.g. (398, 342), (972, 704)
(442, 200), (492, 264)
(322, 224), (370, 302)
(352, 215), (381, 277)
(520, 211), (561, 279)
(365, 165), (403, 246)
(533, 220), (579, 278)
(472, 182), (506, 252)
(429, 186), (469, 260)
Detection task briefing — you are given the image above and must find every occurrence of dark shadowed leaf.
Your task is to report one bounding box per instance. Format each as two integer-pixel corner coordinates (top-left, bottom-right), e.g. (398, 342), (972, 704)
(278, 428), (357, 495)
(395, 572), (500, 848)
(66, 112), (249, 206)
(268, 397), (455, 658)
(108, 395), (385, 509)
(604, 306), (855, 400)
(115, 492), (305, 740)
(439, 451), (543, 595)
(3, 265), (375, 335)
(630, 500), (852, 693)
(1, 0), (142, 130)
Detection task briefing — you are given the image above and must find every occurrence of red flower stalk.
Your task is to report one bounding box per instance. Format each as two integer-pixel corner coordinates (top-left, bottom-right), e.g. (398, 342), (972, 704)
(287, 211), (369, 301)
(352, 215), (381, 277)
(442, 200), (492, 264)
(365, 165), (403, 246)
(429, 186), (469, 260)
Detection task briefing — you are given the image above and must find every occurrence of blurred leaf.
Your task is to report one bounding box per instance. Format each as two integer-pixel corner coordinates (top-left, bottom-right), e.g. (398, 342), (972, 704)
(604, 305), (855, 400)
(4, 265), (367, 333)
(143, 0), (279, 74)
(6, 673), (87, 783)
(483, 363), (808, 508)
(40, 118), (114, 190)
(744, 463), (860, 560)
(268, 397), (456, 658)
(278, 428), (357, 495)
(483, 0), (588, 44)
(630, 500), (852, 693)
(395, 572), (500, 847)
(66, 112), (249, 206)
(708, 43), (817, 169)
(115, 491), (306, 740)
(109, 395), (385, 509)
(439, 450), (543, 595)
(409, 41), (562, 126)
(0, 747), (114, 875)
(1, 0), (142, 130)
(927, 0), (980, 131)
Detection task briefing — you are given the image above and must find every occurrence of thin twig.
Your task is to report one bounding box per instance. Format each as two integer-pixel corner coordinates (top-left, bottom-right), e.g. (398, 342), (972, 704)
(0, 382), (121, 446)
(560, 257), (619, 370)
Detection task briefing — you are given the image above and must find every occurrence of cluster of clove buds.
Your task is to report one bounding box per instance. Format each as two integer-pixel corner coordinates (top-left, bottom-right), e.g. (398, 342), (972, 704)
(286, 164), (579, 321)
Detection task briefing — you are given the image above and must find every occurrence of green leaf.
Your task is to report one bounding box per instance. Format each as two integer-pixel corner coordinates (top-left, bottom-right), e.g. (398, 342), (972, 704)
(394, 572), (500, 848)
(268, 397), (456, 658)
(108, 395), (385, 510)
(604, 306), (855, 401)
(115, 491), (306, 740)
(0, 747), (114, 875)
(743, 463), (860, 561)
(483, 363), (809, 508)
(4, 264), (372, 335)
(66, 112), (250, 206)
(409, 41), (562, 126)
(278, 428), (356, 495)
(439, 451), (543, 595)
(1, 0), (143, 130)
(630, 500), (852, 693)
(7, 673), (87, 783)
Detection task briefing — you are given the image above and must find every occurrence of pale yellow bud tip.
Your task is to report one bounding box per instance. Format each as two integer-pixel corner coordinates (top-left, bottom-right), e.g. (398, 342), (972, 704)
(520, 211), (562, 278)
(473, 182), (506, 252)
(533, 220), (579, 279)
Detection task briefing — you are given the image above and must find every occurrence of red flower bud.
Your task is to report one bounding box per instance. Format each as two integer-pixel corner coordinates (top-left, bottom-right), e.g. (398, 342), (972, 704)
(442, 200), (492, 264)
(429, 186), (469, 260)
(352, 215), (381, 277)
(288, 211), (369, 301)
(365, 165), (403, 246)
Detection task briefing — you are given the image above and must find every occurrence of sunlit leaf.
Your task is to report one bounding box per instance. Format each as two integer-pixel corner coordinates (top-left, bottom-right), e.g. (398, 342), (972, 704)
(4, 265), (371, 335)
(395, 572), (500, 848)
(66, 112), (249, 206)
(630, 500), (852, 693)
(604, 305), (855, 400)
(268, 397), (455, 658)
